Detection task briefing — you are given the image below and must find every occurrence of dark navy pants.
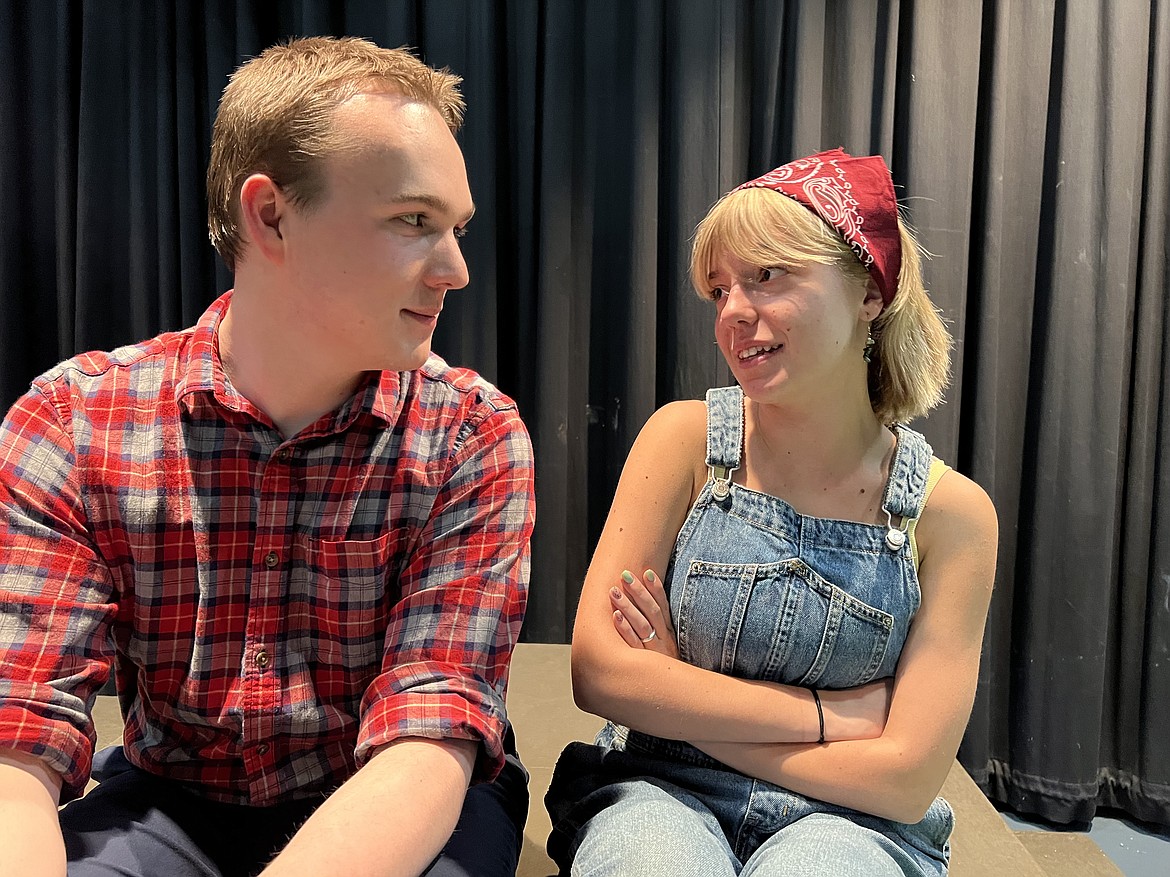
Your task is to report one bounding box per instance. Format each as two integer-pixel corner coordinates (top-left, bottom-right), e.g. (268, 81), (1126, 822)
(59, 739), (528, 877)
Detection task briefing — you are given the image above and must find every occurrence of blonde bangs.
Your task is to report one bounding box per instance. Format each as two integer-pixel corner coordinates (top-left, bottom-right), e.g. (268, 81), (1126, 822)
(690, 187), (856, 299)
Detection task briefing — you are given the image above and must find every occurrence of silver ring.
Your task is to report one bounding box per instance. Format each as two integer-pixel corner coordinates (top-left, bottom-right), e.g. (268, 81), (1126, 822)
(641, 630), (657, 643)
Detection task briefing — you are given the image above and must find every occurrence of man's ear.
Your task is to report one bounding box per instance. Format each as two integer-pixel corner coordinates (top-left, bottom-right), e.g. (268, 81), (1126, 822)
(238, 174), (288, 265)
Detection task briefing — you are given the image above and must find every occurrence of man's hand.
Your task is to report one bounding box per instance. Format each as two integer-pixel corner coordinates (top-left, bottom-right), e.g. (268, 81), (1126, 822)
(260, 737), (476, 877)
(0, 749), (66, 877)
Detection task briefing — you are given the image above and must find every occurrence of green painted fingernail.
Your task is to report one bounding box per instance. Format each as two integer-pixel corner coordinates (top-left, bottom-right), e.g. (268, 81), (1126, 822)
(645, 570), (655, 581)
(621, 570), (634, 584)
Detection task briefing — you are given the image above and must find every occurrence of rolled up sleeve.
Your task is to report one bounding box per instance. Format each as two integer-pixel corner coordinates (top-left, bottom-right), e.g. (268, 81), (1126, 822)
(0, 387), (117, 801)
(356, 404), (534, 783)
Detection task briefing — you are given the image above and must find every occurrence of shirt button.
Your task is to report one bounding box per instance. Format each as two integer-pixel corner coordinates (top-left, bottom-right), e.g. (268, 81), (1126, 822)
(263, 551), (280, 569)
(256, 743), (270, 756)
(255, 650), (270, 669)
(276, 449), (291, 462)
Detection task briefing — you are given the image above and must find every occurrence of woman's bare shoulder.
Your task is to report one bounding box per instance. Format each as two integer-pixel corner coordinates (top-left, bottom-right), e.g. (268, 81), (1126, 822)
(641, 399), (707, 440)
(917, 468), (998, 580)
(925, 469), (996, 528)
(628, 400), (709, 498)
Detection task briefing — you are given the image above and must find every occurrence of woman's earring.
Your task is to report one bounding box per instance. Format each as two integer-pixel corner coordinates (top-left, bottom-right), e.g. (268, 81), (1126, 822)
(862, 329), (875, 363)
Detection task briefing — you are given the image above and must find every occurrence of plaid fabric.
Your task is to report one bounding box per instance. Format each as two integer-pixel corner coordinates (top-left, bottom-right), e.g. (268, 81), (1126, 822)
(0, 292), (534, 805)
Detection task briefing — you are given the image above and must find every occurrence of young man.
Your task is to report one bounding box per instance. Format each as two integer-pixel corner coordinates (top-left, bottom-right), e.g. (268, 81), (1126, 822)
(0, 37), (535, 877)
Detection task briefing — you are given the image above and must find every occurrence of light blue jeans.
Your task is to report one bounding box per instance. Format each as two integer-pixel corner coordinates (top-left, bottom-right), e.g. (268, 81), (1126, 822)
(551, 730), (952, 877)
(569, 779), (951, 876)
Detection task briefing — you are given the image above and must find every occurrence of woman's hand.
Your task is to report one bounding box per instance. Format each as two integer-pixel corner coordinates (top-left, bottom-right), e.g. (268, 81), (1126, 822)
(819, 678), (894, 740)
(609, 568), (680, 660)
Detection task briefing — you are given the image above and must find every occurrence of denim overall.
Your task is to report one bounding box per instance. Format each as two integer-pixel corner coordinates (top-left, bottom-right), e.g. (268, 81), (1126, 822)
(546, 387), (954, 876)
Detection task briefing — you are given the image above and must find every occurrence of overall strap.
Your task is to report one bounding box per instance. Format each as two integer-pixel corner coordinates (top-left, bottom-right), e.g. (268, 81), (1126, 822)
(880, 425), (935, 524)
(907, 457), (952, 569)
(704, 386), (744, 500)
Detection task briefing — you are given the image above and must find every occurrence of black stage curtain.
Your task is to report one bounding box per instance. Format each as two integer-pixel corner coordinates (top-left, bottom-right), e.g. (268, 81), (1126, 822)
(1, 0), (1167, 830)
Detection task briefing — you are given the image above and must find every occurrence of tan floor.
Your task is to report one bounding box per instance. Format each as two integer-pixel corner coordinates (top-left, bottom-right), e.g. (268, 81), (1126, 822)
(506, 644), (603, 876)
(1015, 833), (1126, 877)
(91, 644), (1108, 877)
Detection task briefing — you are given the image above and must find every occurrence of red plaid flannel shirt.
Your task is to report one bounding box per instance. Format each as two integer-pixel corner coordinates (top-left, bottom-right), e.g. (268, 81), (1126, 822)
(0, 292), (534, 804)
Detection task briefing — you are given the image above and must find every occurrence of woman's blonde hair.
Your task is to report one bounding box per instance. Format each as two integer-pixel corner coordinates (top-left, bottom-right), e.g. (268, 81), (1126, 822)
(689, 187), (952, 424)
(207, 36), (465, 271)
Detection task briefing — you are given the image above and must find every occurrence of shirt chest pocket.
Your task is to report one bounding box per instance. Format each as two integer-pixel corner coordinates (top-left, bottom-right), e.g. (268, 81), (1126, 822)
(291, 532), (396, 675)
(674, 557), (894, 690)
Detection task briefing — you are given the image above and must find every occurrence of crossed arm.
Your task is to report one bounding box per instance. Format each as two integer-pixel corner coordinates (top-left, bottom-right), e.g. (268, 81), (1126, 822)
(572, 401), (998, 823)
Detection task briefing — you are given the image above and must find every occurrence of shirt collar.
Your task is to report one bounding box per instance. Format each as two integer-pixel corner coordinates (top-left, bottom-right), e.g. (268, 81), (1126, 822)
(175, 290), (240, 412)
(323, 370), (403, 434)
(367, 370), (405, 426)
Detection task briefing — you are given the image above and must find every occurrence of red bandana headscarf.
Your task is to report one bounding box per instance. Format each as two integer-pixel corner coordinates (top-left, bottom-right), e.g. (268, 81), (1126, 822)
(734, 148), (902, 306)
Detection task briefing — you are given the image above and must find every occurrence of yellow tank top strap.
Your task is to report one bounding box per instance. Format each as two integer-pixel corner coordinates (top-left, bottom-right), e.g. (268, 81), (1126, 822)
(907, 456), (951, 571)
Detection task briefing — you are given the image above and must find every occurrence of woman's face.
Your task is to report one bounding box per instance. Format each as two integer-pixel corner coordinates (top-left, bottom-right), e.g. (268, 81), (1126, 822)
(708, 252), (879, 407)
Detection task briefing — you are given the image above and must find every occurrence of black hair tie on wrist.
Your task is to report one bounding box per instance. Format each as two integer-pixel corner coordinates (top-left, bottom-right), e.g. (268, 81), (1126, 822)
(810, 687), (825, 744)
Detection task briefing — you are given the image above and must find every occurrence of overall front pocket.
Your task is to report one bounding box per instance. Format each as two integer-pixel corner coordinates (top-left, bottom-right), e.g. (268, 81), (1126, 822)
(675, 557), (894, 689)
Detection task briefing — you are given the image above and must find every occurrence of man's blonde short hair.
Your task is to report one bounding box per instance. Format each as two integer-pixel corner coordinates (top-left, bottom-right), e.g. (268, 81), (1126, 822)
(207, 36), (465, 270)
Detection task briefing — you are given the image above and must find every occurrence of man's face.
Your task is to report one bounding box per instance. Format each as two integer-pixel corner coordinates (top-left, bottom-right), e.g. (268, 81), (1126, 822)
(277, 91), (474, 372)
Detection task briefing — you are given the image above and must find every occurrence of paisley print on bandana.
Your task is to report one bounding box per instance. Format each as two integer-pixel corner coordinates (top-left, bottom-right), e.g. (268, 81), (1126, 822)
(735, 148), (901, 306)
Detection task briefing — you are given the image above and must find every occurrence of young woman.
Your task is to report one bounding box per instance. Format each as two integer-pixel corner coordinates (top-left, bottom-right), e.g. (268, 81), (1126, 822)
(546, 149), (998, 876)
